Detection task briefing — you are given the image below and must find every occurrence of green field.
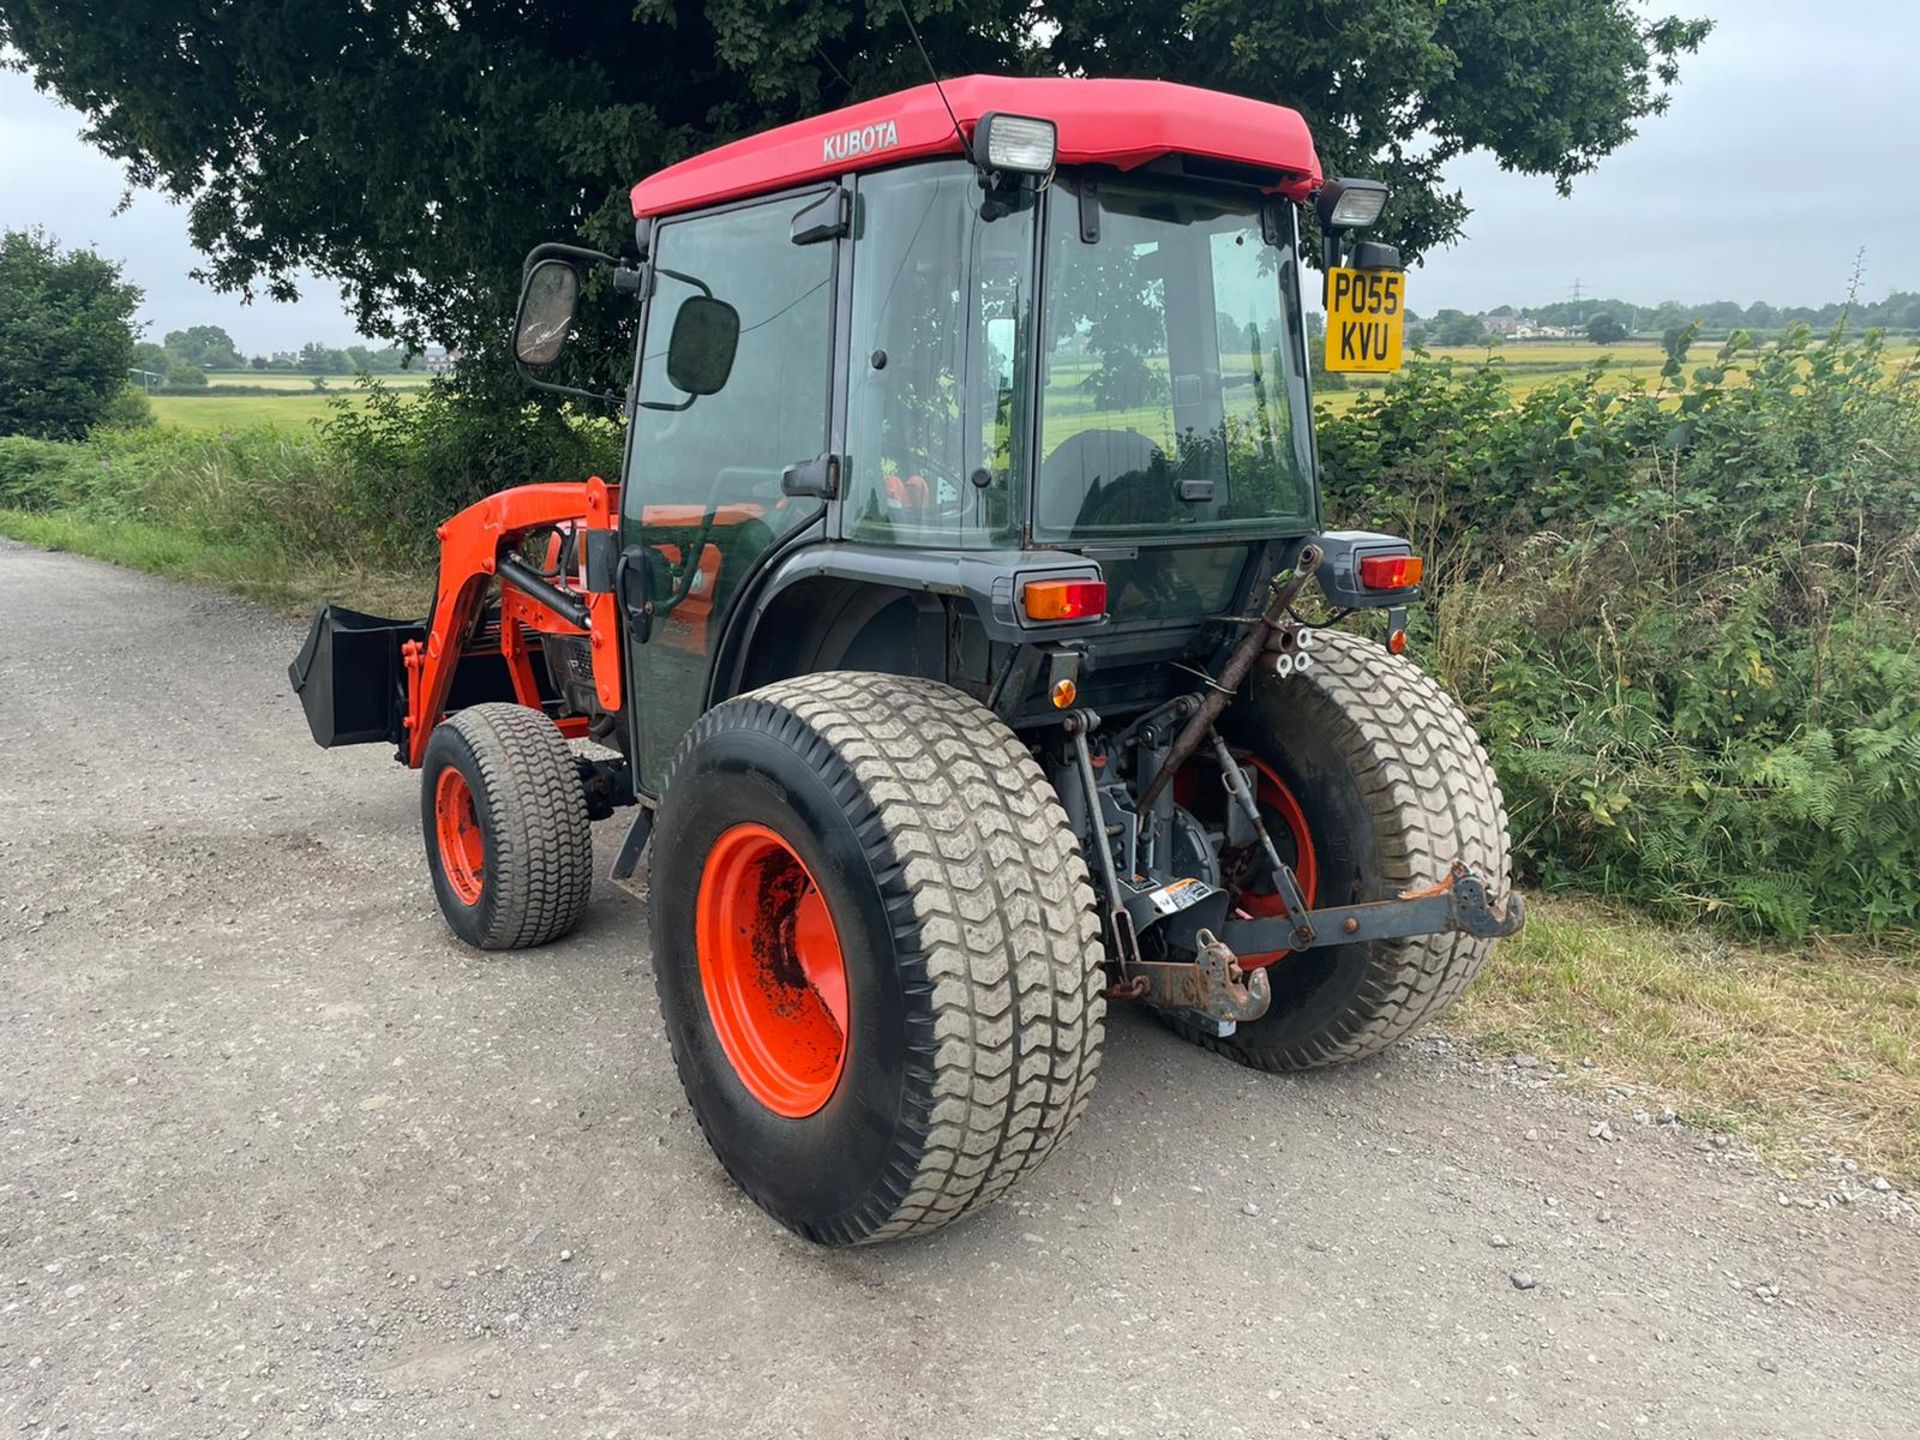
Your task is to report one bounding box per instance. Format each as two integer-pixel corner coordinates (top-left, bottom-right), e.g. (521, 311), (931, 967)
(1320, 337), (1920, 413)
(1035, 336), (1918, 430)
(201, 368), (434, 391)
(149, 382), (424, 431)
(143, 341), (1917, 432)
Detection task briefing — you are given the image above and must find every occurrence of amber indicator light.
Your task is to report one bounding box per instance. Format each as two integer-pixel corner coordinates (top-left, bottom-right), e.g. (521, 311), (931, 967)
(1022, 579), (1107, 622)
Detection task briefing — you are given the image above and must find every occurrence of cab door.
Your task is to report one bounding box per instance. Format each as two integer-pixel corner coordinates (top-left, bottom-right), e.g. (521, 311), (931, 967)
(620, 191), (838, 795)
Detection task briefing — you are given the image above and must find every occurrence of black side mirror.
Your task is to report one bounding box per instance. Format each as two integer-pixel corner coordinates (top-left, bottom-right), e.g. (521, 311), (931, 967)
(666, 296), (740, 397)
(513, 259), (580, 366)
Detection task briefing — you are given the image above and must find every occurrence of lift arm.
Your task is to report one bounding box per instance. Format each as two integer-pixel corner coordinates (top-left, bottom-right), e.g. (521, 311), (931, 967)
(1218, 864), (1525, 967)
(400, 477), (623, 768)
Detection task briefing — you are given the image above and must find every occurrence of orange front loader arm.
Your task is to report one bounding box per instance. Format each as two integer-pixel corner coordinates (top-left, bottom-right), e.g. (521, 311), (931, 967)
(400, 477), (623, 768)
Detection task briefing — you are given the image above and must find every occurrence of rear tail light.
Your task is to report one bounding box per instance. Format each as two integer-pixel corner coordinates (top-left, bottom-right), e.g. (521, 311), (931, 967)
(1358, 554), (1423, 590)
(1022, 579), (1106, 622)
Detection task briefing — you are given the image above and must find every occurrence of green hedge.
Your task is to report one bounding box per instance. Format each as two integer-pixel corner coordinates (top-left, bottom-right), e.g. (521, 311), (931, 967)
(319, 378), (621, 556)
(1, 378), (621, 568)
(1318, 327), (1920, 937)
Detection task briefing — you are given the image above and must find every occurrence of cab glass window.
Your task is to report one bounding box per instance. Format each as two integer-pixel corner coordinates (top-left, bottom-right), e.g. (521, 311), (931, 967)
(624, 192), (835, 789)
(843, 162), (1034, 548)
(1037, 177), (1313, 541)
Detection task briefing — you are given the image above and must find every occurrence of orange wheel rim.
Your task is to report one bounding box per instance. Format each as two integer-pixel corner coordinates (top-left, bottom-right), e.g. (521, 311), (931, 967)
(434, 767), (486, 906)
(1173, 752), (1317, 963)
(695, 823), (849, 1118)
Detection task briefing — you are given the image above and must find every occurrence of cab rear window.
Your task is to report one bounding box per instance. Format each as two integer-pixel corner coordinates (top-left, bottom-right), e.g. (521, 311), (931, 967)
(1099, 546), (1249, 622)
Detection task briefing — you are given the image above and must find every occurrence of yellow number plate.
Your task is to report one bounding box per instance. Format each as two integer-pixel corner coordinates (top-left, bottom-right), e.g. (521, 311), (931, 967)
(1324, 267), (1405, 373)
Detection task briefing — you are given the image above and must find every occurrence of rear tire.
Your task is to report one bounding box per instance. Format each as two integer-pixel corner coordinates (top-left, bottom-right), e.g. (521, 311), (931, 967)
(648, 672), (1106, 1245)
(1177, 629), (1512, 1069)
(421, 703), (593, 950)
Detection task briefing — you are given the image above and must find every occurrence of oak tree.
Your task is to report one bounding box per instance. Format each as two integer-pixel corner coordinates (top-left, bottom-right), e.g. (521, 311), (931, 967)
(1586, 312), (1630, 345)
(0, 1), (1709, 372)
(162, 324), (244, 370)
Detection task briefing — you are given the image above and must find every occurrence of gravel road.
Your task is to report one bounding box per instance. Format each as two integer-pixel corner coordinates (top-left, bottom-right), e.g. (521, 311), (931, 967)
(4, 538), (1917, 1439)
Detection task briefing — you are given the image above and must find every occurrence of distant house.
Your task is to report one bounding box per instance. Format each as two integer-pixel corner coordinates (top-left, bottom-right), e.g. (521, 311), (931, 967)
(424, 346), (463, 375)
(1510, 321), (1575, 340)
(1484, 313), (1522, 337)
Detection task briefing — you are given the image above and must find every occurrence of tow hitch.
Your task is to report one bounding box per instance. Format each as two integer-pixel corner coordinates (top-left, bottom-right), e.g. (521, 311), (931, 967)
(1067, 544), (1525, 1034)
(1109, 928), (1272, 1023)
(1106, 867), (1523, 1032)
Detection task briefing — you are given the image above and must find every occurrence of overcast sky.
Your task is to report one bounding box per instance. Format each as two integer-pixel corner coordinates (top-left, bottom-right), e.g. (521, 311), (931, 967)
(1413, 0), (1920, 314)
(2, 0), (1914, 351)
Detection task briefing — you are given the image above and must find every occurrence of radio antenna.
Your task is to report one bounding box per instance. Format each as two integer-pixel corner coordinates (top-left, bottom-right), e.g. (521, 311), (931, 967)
(894, 0), (966, 152)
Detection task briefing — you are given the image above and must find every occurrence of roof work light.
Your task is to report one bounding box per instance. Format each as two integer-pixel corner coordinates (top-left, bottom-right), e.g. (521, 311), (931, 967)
(1316, 177), (1391, 231)
(972, 113), (1057, 177)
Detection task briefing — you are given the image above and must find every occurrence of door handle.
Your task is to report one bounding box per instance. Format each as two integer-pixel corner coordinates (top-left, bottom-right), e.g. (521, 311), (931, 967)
(780, 452), (841, 499)
(615, 549), (653, 643)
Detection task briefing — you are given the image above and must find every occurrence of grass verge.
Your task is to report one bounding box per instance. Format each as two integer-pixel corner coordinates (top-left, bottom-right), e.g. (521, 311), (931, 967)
(1452, 896), (1920, 1185)
(0, 508), (427, 617)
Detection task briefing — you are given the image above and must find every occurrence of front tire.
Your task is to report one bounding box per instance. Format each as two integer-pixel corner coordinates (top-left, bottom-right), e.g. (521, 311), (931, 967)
(648, 672), (1106, 1245)
(420, 703), (593, 950)
(1179, 629), (1512, 1069)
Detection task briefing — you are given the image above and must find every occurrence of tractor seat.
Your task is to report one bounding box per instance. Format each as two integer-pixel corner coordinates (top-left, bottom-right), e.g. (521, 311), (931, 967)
(1038, 428), (1166, 531)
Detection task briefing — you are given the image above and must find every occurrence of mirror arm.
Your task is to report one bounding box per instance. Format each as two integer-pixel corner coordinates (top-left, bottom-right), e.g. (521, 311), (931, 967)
(1321, 227), (1348, 289)
(651, 265), (713, 299)
(522, 241), (620, 275)
(513, 364), (625, 409)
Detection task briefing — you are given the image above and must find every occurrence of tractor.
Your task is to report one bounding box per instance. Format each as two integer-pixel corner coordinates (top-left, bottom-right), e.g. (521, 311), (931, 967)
(291, 76), (1523, 1246)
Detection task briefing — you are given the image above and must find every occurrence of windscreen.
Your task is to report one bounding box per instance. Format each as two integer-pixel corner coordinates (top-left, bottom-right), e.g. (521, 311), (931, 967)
(1036, 178), (1315, 541)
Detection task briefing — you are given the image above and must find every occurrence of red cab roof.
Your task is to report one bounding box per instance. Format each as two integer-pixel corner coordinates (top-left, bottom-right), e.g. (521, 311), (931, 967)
(631, 76), (1322, 220)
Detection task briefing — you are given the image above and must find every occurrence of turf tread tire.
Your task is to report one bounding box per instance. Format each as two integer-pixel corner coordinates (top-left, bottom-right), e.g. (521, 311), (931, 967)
(422, 703), (593, 950)
(1183, 629), (1511, 1070)
(650, 672), (1106, 1244)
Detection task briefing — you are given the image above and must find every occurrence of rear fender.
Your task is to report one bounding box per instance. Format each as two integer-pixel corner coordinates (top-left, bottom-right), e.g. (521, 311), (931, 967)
(712, 542), (1104, 707)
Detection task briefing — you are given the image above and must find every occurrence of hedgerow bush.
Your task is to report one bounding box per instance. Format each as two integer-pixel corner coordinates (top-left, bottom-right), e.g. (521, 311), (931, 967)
(0, 376), (621, 569)
(0, 425), (360, 553)
(1319, 327), (1920, 937)
(321, 377), (622, 556)
(0, 435), (88, 510)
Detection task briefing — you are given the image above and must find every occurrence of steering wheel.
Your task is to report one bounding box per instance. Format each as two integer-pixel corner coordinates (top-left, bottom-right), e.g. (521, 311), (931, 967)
(897, 453), (978, 526)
